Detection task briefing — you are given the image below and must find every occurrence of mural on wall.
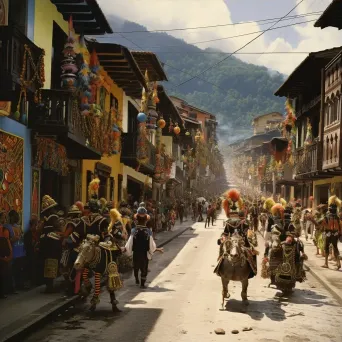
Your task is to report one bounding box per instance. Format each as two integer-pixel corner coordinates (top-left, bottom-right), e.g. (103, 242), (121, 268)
(0, 130), (24, 221)
(0, 101), (10, 116)
(0, 0), (8, 26)
(31, 167), (41, 218)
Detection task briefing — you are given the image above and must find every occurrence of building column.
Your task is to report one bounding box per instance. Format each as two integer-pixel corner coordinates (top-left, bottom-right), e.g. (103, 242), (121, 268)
(152, 179), (159, 201)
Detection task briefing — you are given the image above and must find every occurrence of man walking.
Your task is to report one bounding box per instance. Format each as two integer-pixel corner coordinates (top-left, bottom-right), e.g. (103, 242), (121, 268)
(124, 207), (163, 288)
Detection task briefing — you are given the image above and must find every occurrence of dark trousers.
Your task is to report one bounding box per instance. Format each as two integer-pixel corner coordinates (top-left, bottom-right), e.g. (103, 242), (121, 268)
(325, 232), (340, 255)
(179, 213), (184, 223)
(0, 261), (8, 297)
(205, 215), (214, 228)
(133, 253), (149, 284)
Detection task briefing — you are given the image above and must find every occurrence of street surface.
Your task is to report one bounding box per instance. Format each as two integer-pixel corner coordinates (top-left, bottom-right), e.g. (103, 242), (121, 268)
(24, 215), (342, 342)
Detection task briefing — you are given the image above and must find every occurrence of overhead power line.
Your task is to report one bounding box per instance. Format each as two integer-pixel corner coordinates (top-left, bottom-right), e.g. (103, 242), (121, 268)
(112, 11), (322, 33)
(123, 19), (315, 48)
(175, 0), (307, 88)
(154, 51), (311, 55)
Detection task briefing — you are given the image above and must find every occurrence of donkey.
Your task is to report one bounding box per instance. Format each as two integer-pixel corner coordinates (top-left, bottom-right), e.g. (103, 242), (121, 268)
(74, 235), (123, 312)
(215, 233), (256, 308)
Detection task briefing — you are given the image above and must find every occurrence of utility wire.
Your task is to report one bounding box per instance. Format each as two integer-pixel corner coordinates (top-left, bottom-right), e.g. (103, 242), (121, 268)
(152, 51), (311, 55)
(125, 19), (315, 48)
(111, 11), (322, 33)
(175, 0), (307, 88)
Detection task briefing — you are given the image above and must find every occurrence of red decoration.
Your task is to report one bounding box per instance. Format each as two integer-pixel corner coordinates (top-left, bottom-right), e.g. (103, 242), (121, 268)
(227, 189), (240, 202)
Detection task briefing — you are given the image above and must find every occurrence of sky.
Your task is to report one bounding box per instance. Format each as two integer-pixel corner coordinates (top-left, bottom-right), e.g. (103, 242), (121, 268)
(97, 0), (342, 75)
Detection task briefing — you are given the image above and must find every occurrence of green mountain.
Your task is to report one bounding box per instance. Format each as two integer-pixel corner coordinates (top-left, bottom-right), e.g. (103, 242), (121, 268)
(102, 18), (286, 141)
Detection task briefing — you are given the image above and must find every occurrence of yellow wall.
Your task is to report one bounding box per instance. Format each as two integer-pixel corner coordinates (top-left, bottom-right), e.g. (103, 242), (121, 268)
(82, 155), (122, 206)
(81, 81), (124, 205)
(34, 0), (69, 89)
(253, 113), (283, 135)
(161, 136), (173, 155)
(313, 176), (342, 187)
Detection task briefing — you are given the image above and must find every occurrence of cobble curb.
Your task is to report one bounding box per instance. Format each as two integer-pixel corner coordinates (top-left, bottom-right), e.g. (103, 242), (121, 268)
(0, 225), (191, 342)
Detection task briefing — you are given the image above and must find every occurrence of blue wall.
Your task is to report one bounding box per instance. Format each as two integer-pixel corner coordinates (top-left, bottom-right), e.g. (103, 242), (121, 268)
(0, 117), (31, 232)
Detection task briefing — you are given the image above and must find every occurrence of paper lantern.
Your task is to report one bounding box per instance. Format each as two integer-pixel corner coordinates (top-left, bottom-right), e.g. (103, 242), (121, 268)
(137, 112), (147, 123)
(157, 118), (166, 129)
(174, 125), (181, 135)
(185, 130), (191, 136)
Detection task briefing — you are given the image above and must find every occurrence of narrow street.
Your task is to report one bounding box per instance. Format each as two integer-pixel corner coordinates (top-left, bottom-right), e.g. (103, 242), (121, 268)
(23, 215), (342, 342)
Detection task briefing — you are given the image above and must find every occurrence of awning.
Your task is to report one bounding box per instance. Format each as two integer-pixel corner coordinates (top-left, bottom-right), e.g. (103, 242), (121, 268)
(315, 0), (342, 30)
(88, 42), (147, 98)
(50, 0), (112, 35)
(131, 51), (168, 82)
(181, 115), (201, 125)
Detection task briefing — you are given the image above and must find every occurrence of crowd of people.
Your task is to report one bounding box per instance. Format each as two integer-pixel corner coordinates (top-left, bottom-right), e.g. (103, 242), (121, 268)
(0, 174), (222, 299)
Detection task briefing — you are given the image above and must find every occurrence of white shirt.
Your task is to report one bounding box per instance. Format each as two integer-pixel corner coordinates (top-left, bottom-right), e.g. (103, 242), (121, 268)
(125, 231), (157, 260)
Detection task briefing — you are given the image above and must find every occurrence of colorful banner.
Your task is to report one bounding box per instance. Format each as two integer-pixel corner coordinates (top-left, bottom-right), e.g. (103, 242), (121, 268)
(0, 130), (24, 222)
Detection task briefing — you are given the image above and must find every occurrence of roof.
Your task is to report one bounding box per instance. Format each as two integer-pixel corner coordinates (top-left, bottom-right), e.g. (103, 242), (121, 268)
(88, 42), (146, 98)
(50, 0), (112, 35)
(181, 115), (201, 125)
(252, 112), (283, 121)
(170, 96), (216, 118)
(131, 51), (168, 82)
(275, 47), (342, 97)
(157, 85), (183, 124)
(314, 0), (342, 30)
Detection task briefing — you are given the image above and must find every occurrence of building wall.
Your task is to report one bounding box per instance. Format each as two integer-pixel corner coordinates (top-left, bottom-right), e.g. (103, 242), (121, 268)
(81, 81), (124, 206)
(0, 118), (31, 232)
(34, 0), (69, 89)
(313, 176), (342, 206)
(161, 136), (173, 155)
(253, 113), (283, 135)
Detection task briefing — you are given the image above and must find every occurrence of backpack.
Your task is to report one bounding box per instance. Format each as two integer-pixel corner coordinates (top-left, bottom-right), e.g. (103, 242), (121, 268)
(0, 226), (11, 258)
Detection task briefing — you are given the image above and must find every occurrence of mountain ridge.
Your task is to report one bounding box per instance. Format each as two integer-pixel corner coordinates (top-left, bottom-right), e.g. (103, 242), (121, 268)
(100, 17), (286, 141)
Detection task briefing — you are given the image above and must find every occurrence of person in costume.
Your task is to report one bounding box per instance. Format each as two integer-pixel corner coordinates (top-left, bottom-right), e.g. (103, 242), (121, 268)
(311, 204), (327, 256)
(250, 200), (259, 232)
(38, 195), (62, 293)
(292, 201), (302, 237)
(218, 189), (258, 279)
(263, 197), (276, 242)
(60, 204), (82, 294)
(123, 207), (163, 288)
(322, 195), (341, 270)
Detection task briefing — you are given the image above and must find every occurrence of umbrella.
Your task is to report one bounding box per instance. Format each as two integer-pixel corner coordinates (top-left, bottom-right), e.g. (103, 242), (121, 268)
(197, 197), (206, 202)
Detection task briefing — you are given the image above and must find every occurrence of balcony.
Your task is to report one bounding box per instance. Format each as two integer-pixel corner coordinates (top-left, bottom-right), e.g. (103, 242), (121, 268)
(29, 89), (101, 160)
(0, 24), (43, 100)
(323, 123), (341, 170)
(121, 133), (156, 176)
(294, 141), (322, 179)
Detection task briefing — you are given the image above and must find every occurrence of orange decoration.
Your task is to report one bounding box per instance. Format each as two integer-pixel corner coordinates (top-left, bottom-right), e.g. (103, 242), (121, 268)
(174, 126), (181, 135)
(158, 118), (166, 129)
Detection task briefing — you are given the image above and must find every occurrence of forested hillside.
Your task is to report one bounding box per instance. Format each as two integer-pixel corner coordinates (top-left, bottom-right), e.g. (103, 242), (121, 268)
(101, 17), (286, 140)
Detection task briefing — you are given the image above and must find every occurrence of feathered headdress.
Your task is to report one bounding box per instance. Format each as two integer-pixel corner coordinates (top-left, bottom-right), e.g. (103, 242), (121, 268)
(223, 189), (244, 217)
(263, 198), (275, 212)
(328, 195), (342, 207)
(88, 177), (100, 199)
(271, 203), (285, 218)
(279, 198), (287, 208)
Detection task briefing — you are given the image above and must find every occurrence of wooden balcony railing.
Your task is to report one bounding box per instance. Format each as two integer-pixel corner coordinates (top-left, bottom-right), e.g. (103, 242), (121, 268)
(0, 24), (43, 96)
(121, 133), (156, 175)
(29, 89), (101, 160)
(323, 123), (341, 170)
(294, 141), (322, 178)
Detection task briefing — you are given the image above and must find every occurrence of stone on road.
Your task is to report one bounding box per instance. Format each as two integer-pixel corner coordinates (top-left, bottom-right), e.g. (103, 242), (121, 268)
(23, 217), (342, 342)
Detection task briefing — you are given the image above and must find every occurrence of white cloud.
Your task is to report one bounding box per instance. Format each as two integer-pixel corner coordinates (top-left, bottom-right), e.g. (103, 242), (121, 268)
(97, 0), (342, 75)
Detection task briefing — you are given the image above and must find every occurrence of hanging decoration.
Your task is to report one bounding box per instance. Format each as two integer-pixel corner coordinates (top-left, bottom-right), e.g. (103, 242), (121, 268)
(15, 44), (45, 122)
(157, 117), (166, 129)
(137, 112), (147, 123)
(61, 16), (78, 91)
(77, 35), (92, 116)
(173, 123), (181, 135)
(154, 126), (163, 180)
(35, 137), (69, 176)
(304, 119), (313, 147)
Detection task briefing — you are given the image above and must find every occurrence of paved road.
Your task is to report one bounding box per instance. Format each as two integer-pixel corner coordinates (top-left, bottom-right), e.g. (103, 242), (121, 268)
(24, 217), (342, 342)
